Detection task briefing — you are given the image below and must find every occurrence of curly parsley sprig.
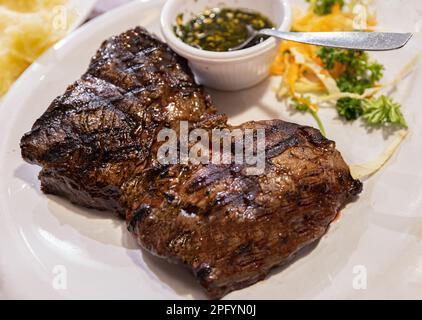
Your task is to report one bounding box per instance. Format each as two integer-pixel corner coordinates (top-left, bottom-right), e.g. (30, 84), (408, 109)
(316, 47), (407, 128)
(362, 96), (408, 128)
(318, 48), (384, 94)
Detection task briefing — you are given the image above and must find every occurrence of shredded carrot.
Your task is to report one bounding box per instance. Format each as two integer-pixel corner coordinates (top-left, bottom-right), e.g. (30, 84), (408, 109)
(271, 1), (377, 112)
(287, 62), (299, 95)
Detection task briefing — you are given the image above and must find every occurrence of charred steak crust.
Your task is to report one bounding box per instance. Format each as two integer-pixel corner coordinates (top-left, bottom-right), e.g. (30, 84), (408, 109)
(20, 27), (362, 298)
(21, 27), (216, 213)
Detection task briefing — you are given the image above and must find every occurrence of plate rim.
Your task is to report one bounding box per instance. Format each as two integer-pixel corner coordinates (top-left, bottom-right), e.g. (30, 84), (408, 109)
(1, 0), (421, 300)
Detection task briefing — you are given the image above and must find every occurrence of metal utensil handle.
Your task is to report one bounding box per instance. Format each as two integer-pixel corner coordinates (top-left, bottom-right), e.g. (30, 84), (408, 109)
(259, 30), (413, 51)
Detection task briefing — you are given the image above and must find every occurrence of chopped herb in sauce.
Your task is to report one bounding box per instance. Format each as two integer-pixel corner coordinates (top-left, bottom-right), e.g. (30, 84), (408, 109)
(173, 8), (275, 52)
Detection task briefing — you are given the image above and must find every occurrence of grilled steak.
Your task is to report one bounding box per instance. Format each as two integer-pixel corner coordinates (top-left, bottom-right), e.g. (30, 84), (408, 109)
(21, 27), (216, 213)
(20, 27), (362, 298)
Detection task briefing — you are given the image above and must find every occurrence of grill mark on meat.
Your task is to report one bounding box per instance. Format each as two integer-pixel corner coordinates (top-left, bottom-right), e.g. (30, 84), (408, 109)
(265, 134), (304, 159)
(20, 27), (363, 299)
(185, 165), (232, 194)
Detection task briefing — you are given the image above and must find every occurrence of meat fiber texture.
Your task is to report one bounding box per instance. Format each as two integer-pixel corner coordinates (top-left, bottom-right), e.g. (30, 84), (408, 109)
(20, 27), (362, 299)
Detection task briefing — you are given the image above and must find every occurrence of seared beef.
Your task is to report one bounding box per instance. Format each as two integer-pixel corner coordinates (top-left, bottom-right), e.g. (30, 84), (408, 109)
(20, 27), (362, 298)
(21, 27), (216, 213)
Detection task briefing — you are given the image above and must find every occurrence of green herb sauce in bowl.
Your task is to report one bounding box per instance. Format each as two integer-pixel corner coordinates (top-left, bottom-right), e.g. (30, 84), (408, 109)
(173, 8), (275, 52)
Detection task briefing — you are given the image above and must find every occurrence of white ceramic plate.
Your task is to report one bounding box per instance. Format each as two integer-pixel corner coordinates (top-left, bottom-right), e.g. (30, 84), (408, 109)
(1, 0), (422, 300)
(67, 0), (97, 31)
(66, 0), (97, 32)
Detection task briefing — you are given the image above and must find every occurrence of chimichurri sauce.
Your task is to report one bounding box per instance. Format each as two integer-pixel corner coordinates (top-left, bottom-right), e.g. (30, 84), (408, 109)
(173, 8), (275, 52)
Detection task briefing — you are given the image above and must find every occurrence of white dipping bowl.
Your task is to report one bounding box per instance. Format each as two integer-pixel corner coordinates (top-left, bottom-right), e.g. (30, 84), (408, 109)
(161, 0), (292, 91)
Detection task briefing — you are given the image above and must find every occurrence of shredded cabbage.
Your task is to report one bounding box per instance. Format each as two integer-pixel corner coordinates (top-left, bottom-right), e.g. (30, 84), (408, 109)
(290, 47), (341, 96)
(386, 53), (422, 92)
(315, 87), (380, 104)
(350, 130), (408, 180)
